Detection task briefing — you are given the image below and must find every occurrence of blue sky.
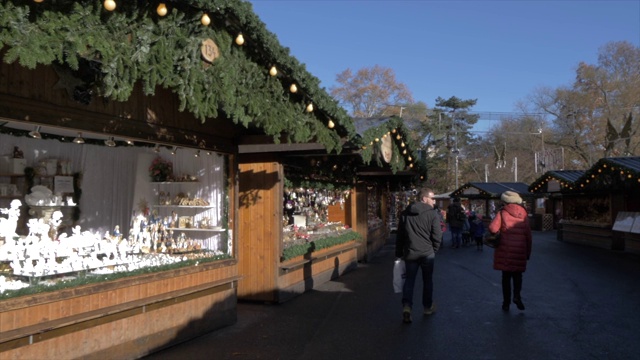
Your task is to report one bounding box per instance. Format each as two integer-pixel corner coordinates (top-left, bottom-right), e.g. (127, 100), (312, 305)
(248, 0), (640, 129)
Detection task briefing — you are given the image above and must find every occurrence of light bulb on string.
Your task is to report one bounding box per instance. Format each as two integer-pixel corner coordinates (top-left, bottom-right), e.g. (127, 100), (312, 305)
(157, 3), (168, 17)
(289, 83), (297, 93)
(103, 0), (116, 11)
(306, 103), (314, 113)
(235, 34), (245, 45)
(327, 119), (335, 129)
(201, 13), (211, 26)
(269, 66), (278, 76)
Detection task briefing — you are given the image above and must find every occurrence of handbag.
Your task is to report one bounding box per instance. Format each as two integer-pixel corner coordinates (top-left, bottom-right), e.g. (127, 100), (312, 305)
(393, 259), (406, 293)
(483, 211), (503, 248)
(483, 231), (501, 248)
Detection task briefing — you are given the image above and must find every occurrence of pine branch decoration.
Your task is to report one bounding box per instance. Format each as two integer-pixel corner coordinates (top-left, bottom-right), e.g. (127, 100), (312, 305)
(0, 0), (355, 153)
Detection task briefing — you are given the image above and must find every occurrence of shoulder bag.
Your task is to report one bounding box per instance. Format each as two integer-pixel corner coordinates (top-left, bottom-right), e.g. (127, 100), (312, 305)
(483, 211), (503, 248)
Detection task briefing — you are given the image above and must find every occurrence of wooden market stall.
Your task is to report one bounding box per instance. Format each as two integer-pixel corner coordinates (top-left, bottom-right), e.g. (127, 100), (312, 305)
(235, 116), (424, 303)
(528, 170), (586, 230)
(236, 152), (360, 304)
(542, 157), (640, 253)
(450, 182), (536, 226)
(0, 50), (241, 360)
(0, 1), (356, 358)
(351, 117), (423, 261)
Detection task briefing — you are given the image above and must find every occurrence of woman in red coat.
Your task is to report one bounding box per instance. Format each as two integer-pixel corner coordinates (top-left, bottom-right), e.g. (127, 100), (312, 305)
(489, 191), (532, 311)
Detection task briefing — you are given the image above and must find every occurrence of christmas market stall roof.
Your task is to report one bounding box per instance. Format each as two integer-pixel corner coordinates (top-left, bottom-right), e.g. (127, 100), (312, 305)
(528, 170), (586, 194)
(0, 0), (355, 153)
(277, 116), (426, 190)
(350, 116), (426, 179)
(572, 156), (640, 192)
(451, 182), (532, 199)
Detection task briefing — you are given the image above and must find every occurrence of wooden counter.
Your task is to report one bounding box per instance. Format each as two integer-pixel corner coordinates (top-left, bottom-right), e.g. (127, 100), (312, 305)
(558, 222), (616, 250)
(0, 260), (238, 359)
(278, 241), (358, 303)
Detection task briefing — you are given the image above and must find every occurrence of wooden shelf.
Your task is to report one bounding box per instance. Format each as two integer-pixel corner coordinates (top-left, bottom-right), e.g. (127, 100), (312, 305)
(152, 205), (212, 209)
(151, 181), (200, 185)
(166, 228), (225, 232)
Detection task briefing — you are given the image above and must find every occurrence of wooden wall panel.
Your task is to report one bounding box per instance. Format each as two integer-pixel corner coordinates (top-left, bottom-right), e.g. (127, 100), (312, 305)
(237, 160), (282, 301)
(327, 204), (346, 223)
(354, 183), (369, 261)
(0, 59), (240, 152)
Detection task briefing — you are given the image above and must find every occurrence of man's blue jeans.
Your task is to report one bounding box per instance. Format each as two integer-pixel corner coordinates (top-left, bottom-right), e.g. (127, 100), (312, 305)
(402, 254), (435, 309)
(450, 226), (462, 247)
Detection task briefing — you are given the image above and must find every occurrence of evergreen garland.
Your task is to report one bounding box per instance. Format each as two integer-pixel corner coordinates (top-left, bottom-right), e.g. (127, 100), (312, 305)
(281, 230), (361, 262)
(357, 116), (422, 174)
(0, 0), (353, 153)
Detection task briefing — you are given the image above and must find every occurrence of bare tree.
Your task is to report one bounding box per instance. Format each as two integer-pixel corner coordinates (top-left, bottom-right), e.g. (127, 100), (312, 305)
(529, 41), (640, 168)
(330, 65), (414, 117)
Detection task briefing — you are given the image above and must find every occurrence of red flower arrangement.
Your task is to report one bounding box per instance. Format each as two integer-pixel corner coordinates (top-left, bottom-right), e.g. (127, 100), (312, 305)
(149, 156), (173, 182)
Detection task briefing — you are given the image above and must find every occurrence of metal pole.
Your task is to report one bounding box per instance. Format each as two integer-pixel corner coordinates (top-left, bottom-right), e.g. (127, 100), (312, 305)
(455, 154), (459, 189)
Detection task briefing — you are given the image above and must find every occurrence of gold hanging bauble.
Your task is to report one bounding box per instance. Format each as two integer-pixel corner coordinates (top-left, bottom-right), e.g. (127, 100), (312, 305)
(289, 84), (297, 93)
(328, 119), (335, 129)
(235, 34), (245, 45)
(306, 103), (314, 113)
(269, 66), (278, 76)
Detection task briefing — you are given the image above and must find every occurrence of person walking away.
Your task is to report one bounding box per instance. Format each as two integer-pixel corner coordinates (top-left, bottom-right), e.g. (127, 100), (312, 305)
(395, 188), (442, 323)
(446, 198), (465, 248)
(462, 213), (471, 246)
(489, 191), (532, 311)
(469, 212), (485, 250)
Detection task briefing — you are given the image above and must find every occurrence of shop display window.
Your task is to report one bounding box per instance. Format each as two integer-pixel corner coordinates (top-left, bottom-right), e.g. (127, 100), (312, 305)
(281, 179), (357, 261)
(562, 194), (611, 225)
(0, 134), (232, 297)
(367, 185), (383, 230)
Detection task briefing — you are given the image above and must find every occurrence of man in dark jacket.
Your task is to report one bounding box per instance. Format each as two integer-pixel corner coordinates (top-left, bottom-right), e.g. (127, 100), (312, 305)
(447, 197), (465, 248)
(395, 187), (442, 323)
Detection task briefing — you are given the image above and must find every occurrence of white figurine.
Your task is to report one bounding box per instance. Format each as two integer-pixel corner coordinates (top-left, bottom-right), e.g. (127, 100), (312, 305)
(0, 199), (22, 240)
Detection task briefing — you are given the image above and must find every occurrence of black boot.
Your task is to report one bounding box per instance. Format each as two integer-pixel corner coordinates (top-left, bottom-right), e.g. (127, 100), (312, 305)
(501, 272), (511, 311)
(513, 272), (525, 310)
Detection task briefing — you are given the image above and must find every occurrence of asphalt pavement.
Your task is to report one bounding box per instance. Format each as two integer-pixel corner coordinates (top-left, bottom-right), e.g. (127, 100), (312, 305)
(142, 231), (640, 360)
